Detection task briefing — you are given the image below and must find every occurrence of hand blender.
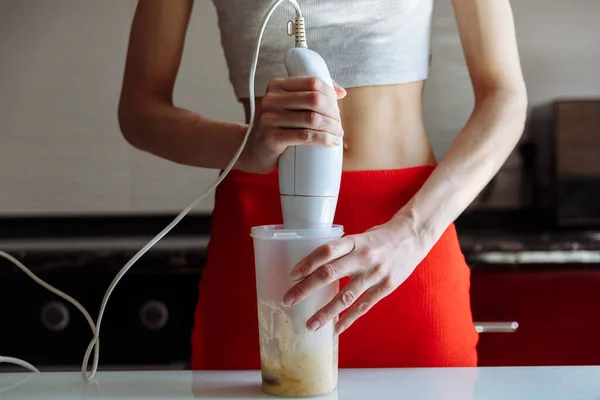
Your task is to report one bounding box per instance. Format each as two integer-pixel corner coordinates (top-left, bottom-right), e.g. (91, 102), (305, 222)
(252, 12), (343, 396)
(278, 18), (343, 230)
(277, 17), (343, 331)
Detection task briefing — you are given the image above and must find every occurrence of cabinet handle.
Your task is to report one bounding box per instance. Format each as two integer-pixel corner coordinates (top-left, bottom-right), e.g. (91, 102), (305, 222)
(474, 322), (519, 333)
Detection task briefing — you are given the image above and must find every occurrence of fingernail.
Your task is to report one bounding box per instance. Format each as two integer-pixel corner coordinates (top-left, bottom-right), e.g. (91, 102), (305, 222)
(333, 80), (346, 93)
(333, 137), (341, 145)
(336, 324), (346, 335)
(291, 269), (302, 281)
(308, 320), (321, 331)
(283, 292), (295, 306)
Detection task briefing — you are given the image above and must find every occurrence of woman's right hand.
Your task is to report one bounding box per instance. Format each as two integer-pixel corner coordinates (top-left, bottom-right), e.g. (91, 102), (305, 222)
(238, 77), (347, 174)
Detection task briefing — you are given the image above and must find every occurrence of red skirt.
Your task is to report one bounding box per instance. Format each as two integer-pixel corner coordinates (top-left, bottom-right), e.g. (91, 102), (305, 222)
(190, 165), (478, 369)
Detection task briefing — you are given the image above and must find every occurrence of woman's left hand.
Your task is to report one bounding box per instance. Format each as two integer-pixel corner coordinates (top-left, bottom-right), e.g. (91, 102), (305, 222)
(283, 214), (435, 335)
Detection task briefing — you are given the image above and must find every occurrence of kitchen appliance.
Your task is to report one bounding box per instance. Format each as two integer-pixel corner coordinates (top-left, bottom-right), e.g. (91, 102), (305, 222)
(279, 45), (343, 229)
(554, 99), (600, 226)
(0, 235), (206, 371)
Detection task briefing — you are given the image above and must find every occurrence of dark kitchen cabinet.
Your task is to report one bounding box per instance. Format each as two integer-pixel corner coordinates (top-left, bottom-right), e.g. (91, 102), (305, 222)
(470, 266), (600, 366)
(0, 246), (206, 369)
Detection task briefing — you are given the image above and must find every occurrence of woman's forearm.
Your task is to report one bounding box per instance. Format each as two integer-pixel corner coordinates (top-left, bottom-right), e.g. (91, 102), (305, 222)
(118, 99), (248, 170)
(394, 87), (528, 244)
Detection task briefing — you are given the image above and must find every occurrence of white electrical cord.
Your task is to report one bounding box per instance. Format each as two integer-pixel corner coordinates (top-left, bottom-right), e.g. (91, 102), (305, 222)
(0, 355), (39, 373)
(0, 249), (97, 373)
(0, 0), (304, 381)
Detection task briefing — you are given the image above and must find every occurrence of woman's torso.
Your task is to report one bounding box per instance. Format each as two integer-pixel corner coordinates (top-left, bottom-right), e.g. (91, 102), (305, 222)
(244, 83), (436, 171)
(192, 2), (478, 370)
(213, 0), (437, 171)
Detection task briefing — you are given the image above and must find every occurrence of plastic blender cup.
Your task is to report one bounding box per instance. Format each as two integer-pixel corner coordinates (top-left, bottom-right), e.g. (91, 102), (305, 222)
(251, 224), (343, 398)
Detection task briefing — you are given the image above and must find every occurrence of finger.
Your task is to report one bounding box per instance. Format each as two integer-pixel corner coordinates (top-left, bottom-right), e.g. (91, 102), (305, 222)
(267, 129), (341, 150)
(284, 253), (362, 307)
(275, 77), (338, 99)
(270, 110), (343, 136)
(335, 278), (395, 335)
(290, 236), (355, 281)
(271, 91), (340, 121)
(305, 275), (371, 332)
(332, 81), (347, 99)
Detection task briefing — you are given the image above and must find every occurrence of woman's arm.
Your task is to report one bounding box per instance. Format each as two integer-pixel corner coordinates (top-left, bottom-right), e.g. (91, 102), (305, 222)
(283, 0), (527, 334)
(118, 0), (248, 169)
(393, 0), (528, 241)
(119, 0), (344, 172)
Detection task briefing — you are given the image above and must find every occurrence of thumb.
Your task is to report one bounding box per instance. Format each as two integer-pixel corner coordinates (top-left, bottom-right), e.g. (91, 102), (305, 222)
(332, 80), (347, 99)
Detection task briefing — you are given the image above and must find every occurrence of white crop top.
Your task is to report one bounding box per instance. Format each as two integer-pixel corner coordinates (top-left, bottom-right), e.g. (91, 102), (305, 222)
(211, 0), (434, 99)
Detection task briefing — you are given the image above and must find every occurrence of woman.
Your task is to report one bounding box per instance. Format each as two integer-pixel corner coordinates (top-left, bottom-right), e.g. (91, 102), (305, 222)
(118, 0), (527, 369)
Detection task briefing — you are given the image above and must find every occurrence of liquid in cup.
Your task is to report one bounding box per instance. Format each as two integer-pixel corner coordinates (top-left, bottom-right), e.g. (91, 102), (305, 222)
(251, 225), (343, 398)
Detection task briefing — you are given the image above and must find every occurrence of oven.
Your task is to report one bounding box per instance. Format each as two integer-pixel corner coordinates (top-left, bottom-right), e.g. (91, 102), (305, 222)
(0, 235), (207, 371)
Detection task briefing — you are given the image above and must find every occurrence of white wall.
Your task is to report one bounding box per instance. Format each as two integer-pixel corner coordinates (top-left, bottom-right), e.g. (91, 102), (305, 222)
(0, 0), (240, 216)
(425, 0), (600, 208)
(0, 0), (598, 215)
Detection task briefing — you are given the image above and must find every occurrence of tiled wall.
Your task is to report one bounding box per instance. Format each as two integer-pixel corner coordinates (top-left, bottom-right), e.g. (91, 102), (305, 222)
(425, 0), (600, 209)
(0, 0), (598, 215)
(0, 0), (239, 215)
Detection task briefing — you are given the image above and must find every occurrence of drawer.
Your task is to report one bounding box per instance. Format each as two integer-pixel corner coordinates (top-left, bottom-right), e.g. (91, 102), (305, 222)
(470, 267), (600, 366)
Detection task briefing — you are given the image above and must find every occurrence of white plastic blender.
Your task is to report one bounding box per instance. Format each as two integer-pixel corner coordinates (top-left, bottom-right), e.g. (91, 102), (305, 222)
(250, 11), (344, 398)
(278, 42), (344, 229)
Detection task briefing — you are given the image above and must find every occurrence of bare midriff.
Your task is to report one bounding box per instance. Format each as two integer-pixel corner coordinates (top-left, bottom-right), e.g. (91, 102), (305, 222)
(243, 81), (437, 172)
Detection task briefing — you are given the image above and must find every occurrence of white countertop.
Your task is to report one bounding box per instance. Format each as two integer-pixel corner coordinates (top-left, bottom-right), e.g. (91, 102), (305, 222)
(1, 367), (599, 399)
